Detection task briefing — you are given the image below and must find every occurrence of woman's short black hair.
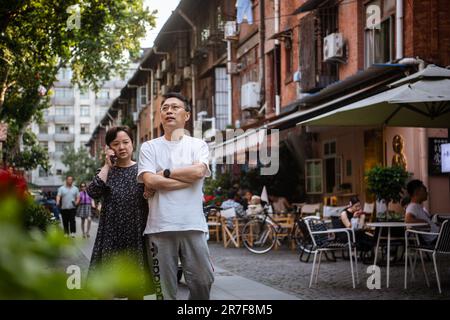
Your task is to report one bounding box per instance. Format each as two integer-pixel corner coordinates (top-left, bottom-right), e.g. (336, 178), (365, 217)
(161, 92), (191, 112)
(105, 126), (133, 146)
(349, 196), (360, 206)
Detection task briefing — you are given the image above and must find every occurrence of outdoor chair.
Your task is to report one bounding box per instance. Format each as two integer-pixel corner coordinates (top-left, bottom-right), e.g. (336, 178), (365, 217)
(404, 220), (450, 293)
(301, 203), (322, 218)
(207, 210), (222, 242)
(220, 207), (245, 248)
(304, 216), (359, 288)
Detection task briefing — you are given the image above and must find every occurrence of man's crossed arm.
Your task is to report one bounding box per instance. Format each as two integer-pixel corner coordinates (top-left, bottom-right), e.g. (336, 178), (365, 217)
(142, 162), (208, 192)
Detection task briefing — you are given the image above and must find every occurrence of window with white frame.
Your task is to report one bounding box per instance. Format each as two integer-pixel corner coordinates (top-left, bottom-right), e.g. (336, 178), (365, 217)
(80, 105), (90, 117)
(55, 125), (69, 134)
(96, 89), (110, 100)
(38, 166), (49, 177)
(80, 124), (90, 134)
(306, 159), (323, 194)
(80, 89), (89, 100)
(364, 0), (396, 68)
(55, 106), (74, 115)
(55, 142), (72, 152)
(139, 86), (147, 106)
(54, 88), (74, 99)
(39, 124), (48, 134)
(39, 141), (48, 151)
(57, 68), (72, 81)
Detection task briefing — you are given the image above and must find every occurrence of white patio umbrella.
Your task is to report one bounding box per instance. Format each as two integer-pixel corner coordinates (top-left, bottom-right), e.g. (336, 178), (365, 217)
(299, 65), (450, 128)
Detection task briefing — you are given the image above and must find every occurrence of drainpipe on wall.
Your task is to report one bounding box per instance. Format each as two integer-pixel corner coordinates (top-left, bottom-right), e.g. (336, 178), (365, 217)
(227, 40), (233, 126)
(177, 9), (197, 123)
(259, 0), (266, 110)
(274, 0), (280, 115)
(150, 69), (154, 139)
(395, 0), (404, 60)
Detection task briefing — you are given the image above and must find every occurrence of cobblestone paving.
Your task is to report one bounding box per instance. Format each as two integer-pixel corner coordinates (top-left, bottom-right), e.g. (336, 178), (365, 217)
(208, 242), (450, 300)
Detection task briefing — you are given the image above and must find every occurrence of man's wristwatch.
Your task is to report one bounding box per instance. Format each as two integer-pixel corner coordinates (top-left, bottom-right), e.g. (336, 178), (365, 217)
(163, 169), (171, 178)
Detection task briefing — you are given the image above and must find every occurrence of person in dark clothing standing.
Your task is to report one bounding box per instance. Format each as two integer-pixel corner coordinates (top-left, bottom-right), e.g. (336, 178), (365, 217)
(86, 126), (153, 298)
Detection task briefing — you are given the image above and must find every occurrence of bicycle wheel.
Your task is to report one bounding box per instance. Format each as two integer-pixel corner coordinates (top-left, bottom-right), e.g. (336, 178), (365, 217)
(242, 218), (277, 254)
(293, 222), (314, 254)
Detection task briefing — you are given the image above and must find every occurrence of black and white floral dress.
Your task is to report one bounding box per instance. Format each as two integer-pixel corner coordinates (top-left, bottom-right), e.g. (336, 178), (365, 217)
(86, 163), (153, 295)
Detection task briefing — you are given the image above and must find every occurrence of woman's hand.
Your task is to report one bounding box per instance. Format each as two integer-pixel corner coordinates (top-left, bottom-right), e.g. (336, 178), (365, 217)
(104, 146), (116, 168)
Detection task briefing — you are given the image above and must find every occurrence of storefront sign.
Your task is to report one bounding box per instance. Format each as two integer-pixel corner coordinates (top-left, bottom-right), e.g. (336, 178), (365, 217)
(429, 138), (449, 175)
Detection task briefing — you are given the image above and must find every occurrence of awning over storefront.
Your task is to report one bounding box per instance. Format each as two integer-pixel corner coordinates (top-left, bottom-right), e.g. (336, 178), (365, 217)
(292, 0), (333, 14)
(210, 128), (268, 160)
(299, 65), (450, 128)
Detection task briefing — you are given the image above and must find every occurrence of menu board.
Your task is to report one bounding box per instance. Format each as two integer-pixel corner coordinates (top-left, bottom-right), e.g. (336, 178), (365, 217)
(429, 138), (449, 175)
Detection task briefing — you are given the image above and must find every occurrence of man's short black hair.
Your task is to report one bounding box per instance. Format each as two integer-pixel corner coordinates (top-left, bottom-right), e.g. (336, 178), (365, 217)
(161, 92), (191, 112)
(407, 179), (424, 197)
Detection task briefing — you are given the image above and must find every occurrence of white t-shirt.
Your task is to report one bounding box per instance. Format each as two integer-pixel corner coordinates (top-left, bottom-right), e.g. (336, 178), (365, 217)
(406, 202), (439, 243)
(137, 135), (211, 235)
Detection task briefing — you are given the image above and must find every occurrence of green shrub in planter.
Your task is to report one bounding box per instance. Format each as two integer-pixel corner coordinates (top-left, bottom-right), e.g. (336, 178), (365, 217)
(23, 199), (55, 231)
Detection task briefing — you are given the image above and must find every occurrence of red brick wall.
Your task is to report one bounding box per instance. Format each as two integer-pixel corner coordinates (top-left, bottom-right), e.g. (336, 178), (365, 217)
(412, 0), (450, 66)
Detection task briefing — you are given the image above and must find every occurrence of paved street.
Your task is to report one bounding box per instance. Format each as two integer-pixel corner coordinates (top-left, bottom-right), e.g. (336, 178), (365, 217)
(58, 218), (450, 300)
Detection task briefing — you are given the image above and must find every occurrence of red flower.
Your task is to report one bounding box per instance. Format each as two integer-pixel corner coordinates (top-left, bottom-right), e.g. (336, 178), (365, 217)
(0, 168), (28, 199)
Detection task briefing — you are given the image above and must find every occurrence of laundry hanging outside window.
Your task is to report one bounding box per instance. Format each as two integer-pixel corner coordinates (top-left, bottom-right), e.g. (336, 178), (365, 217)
(236, 0), (253, 25)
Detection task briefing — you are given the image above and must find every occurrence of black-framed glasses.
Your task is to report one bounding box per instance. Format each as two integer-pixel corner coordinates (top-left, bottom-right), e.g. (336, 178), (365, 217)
(160, 104), (185, 113)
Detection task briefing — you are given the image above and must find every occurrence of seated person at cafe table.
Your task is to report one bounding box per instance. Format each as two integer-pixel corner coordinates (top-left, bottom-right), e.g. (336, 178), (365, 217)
(221, 190), (245, 229)
(336, 196), (374, 253)
(269, 194), (292, 214)
(404, 179), (440, 244)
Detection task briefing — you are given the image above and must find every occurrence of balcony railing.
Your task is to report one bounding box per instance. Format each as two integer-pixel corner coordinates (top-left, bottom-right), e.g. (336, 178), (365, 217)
(54, 133), (75, 142)
(54, 115), (75, 124)
(51, 97), (75, 106)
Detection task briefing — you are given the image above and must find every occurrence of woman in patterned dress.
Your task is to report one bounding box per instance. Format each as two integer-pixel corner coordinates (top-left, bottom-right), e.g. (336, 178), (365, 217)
(76, 182), (95, 238)
(86, 126), (153, 297)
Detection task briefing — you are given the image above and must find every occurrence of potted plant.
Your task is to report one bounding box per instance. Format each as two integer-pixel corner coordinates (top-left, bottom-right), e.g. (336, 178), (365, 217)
(366, 165), (410, 221)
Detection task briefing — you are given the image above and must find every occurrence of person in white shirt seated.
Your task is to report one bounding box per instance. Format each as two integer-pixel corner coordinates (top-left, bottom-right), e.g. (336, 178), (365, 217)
(246, 195), (264, 216)
(405, 179), (440, 245)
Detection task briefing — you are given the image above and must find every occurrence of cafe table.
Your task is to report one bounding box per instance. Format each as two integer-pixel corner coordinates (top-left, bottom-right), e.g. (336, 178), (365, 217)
(366, 221), (428, 288)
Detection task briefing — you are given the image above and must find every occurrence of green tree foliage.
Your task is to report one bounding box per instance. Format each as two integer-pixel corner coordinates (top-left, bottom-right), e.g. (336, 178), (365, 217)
(61, 146), (101, 185)
(3, 121), (50, 170)
(366, 165), (410, 204)
(0, 0), (156, 167)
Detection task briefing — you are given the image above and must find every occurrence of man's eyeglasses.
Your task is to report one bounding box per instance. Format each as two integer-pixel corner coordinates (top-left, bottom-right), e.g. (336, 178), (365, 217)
(160, 104), (186, 113)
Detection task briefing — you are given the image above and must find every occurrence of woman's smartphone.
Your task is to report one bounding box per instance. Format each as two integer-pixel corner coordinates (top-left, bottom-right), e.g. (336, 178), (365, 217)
(110, 154), (118, 166)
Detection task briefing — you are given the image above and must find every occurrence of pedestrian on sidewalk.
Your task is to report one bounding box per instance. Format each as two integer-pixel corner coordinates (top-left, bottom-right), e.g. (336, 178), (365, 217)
(56, 175), (79, 237)
(86, 126), (153, 298)
(76, 182), (95, 238)
(138, 92), (214, 300)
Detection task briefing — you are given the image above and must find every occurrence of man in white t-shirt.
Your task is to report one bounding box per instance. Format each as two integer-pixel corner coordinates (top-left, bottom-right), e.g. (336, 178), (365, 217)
(405, 179), (440, 244)
(137, 92), (213, 300)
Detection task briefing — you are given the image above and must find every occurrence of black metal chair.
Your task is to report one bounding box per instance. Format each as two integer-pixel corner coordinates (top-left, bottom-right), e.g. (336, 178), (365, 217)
(404, 220), (450, 293)
(304, 216), (359, 288)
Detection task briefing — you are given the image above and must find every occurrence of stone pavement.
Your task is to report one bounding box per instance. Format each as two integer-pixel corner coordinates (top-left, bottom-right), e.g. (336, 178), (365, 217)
(58, 218), (450, 300)
(69, 217), (298, 300)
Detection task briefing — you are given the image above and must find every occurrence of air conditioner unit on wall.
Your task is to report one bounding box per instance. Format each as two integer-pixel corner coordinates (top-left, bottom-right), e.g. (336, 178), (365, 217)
(183, 66), (192, 79)
(240, 82), (260, 110)
(323, 33), (344, 62)
(227, 62), (241, 74)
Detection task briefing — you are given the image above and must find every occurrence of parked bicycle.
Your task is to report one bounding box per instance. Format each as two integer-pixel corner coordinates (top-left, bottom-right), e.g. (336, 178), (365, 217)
(241, 205), (314, 254)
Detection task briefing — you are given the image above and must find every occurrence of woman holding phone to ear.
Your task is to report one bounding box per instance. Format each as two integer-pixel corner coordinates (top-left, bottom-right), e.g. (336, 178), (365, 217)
(86, 126), (154, 297)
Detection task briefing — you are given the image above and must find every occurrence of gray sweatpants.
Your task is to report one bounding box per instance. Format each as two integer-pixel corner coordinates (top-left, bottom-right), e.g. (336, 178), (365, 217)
(146, 231), (214, 300)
